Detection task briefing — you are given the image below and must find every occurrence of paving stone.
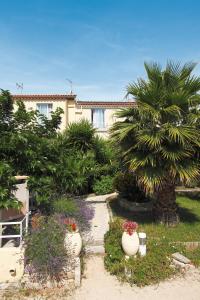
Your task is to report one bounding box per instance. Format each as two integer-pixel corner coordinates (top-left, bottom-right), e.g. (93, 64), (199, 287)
(172, 258), (186, 269)
(172, 252), (191, 264)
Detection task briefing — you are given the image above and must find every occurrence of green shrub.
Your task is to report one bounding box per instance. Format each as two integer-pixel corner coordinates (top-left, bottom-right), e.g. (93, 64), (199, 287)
(104, 219), (181, 286)
(25, 215), (69, 282)
(52, 197), (78, 215)
(0, 161), (19, 209)
(113, 172), (150, 203)
(63, 119), (95, 152)
(93, 175), (114, 195)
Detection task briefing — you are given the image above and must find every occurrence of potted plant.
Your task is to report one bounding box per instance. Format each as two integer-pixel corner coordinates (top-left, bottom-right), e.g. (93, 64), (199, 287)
(64, 218), (82, 257)
(121, 220), (139, 256)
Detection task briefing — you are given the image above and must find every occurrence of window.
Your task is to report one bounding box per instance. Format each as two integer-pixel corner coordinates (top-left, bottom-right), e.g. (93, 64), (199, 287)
(91, 109), (105, 128)
(36, 103), (53, 119)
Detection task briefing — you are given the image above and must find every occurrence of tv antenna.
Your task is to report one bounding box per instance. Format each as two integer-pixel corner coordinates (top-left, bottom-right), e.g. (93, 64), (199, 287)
(16, 82), (23, 94)
(66, 78), (73, 94)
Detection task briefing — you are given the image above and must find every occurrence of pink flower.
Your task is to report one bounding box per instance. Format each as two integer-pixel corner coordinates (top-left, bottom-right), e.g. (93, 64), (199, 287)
(122, 220), (138, 235)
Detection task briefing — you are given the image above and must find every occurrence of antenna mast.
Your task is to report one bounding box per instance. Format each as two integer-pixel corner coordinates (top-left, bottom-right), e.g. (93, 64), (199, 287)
(66, 78), (73, 95)
(16, 82), (23, 94)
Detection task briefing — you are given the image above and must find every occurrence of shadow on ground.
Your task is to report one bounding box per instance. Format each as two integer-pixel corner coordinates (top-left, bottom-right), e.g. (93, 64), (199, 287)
(109, 198), (200, 224)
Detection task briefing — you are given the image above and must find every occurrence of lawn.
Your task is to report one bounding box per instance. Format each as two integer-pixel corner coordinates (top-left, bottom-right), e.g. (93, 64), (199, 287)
(109, 195), (200, 242)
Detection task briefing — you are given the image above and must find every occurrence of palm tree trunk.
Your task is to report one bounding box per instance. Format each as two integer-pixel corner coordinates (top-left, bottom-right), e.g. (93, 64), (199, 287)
(153, 180), (179, 226)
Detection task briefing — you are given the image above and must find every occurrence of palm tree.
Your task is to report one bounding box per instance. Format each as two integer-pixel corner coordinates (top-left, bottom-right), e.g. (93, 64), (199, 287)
(111, 61), (200, 226)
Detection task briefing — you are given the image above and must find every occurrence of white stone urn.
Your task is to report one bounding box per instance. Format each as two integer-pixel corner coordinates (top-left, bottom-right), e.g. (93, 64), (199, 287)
(65, 230), (82, 257)
(122, 231), (139, 256)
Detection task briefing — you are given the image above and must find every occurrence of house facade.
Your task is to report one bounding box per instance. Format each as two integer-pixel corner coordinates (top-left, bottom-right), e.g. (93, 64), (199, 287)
(13, 94), (134, 137)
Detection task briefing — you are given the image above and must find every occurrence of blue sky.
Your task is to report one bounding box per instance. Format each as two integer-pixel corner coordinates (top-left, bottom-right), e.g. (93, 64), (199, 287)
(0, 0), (200, 100)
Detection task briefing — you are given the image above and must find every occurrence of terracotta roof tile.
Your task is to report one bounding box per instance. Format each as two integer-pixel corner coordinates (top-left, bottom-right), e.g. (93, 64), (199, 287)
(77, 101), (136, 107)
(12, 94), (136, 107)
(12, 94), (76, 100)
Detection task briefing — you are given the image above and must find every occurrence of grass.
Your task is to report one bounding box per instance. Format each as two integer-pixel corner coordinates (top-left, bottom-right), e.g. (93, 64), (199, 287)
(105, 195), (200, 286)
(109, 195), (200, 242)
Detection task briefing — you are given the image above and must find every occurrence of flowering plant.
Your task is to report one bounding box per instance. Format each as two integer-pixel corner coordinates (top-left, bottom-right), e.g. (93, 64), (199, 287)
(63, 217), (77, 232)
(122, 220), (138, 235)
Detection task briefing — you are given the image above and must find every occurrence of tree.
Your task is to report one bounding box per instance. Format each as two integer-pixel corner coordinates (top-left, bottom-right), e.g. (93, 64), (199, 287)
(0, 89), (63, 209)
(111, 61), (200, 226)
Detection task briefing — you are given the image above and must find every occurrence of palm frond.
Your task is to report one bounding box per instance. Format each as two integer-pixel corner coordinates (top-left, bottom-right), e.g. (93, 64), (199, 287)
(111, 61), (200, 192)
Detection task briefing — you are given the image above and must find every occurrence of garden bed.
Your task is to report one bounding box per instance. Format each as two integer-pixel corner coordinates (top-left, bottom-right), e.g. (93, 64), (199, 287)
(104, 195), (200, 286)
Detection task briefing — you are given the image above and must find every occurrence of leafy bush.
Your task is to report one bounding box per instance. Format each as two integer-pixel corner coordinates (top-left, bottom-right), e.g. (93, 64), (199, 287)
(0, 161), (19, 209)
(53, 150), (97, 196)
(0, 90), (63, 209)
(114, 172), (150, 203)
(25, 215), (69, 282)
(93, 175), (114, 195)
(104, 219), (180, 287)
(62, 119), (95, 153)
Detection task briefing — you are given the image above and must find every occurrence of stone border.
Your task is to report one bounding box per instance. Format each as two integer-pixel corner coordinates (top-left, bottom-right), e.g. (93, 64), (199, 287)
(118, 197), (153, 212)
(172, 241), (200, 250)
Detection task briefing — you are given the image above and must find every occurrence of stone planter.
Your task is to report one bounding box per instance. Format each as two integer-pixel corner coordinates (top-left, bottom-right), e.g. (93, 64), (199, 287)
(65, 231), (82, 257)
(122, 231), (139, 256)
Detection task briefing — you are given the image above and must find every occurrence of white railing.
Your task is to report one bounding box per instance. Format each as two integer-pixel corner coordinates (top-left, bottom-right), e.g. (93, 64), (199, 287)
(0, 211), (31, 246)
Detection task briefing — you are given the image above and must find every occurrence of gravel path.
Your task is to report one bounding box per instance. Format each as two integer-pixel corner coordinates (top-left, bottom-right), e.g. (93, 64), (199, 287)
(71, 256), (200, 300)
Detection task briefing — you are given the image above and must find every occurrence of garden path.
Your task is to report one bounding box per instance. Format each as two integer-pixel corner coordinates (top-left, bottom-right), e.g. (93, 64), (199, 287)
(71, 193), (200, 300)
(83, 193), (111, 254)
(71, 256), (200, 300)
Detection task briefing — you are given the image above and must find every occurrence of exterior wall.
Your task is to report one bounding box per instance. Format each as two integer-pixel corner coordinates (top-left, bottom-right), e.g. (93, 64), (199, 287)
(67, 99), (76, 124)
(0, 179), (29, 222)
(0, 246), (24, 282)
(13, 99), (68, 132)
(13, 96), (133, 138)
(74, 105), (118, 138)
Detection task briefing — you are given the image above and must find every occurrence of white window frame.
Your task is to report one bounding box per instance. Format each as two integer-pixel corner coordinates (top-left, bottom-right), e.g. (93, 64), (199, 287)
(36, 103), (53, 120)
(91, 108), (105, 129)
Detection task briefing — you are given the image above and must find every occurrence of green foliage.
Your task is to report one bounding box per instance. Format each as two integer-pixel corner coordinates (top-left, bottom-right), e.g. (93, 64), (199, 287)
(104, 219), (180, 286)
(114, 172), (150, 202)
(0, 90), (118, 210)
(63, 119), (96, 152)
(0, 89), (13, 131)
(25, 215), (68, 282)
(52, 197), (78, 215)
(0, 90), (63, 208)
(111, 61), (200, 192)
(53, 150), (97, 196)
(0, 161), (19, 209)
(93, 175), (114, 195)
(93, 135), (115, 164)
